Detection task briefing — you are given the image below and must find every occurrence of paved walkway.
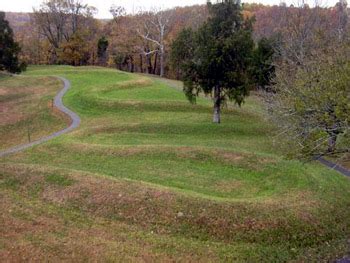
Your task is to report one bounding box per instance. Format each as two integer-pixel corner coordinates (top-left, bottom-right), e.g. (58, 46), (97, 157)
(0, 77), (81, 158)
(318, 157), (350, 177)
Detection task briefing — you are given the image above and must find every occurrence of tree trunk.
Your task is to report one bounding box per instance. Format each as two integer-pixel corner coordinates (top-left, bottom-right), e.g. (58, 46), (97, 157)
(160, 45), (165, 77)
(153, 51), (158, 75)
(327, 133), (337, 153)
(139, 54), (143, 73)
(129, 56), (134, 73)
(146, 54), (152, 74)
(213, 85), (221, 124)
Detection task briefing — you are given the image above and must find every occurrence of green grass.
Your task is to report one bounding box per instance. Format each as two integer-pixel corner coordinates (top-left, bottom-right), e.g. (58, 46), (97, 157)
(45, 173), (75, 187)
(0, 65), (349, 261)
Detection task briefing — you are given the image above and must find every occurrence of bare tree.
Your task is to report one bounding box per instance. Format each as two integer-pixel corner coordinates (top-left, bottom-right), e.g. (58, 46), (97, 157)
(110, 5), (126, 22)
(266, 3), (350, 160)
(137, 9), (174, 77)
(335, 0), (348, 40)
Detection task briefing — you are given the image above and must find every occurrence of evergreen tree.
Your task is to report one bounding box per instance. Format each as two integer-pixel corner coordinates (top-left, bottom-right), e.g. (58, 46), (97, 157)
(170, 28), (195, 79)
(0, 12), (26, 73)
(97, 36), (109, 66)
(173, 0), (254, 123)
(251, 37), (276, 91)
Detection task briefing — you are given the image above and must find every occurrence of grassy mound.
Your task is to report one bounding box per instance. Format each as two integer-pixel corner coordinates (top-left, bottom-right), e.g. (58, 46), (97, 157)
(1, 65), (349, 261)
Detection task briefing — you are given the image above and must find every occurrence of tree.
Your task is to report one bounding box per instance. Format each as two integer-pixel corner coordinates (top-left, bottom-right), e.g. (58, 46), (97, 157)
(0, 12), (26, 73)
(109, 5), (126, 21)
(58, 31), (90, 65)
(97, 36), (109, 65)
(334, 0), (348, 40)
(264, 3), (350, 161)
(174, 0), (254, 123)
(251, 36), (277, 91)
(32, 0), (96, 63)
(137, 9), (174, 77)
(269, 51), (350, 159)
(108, 8), (139, 72)
(170, 28), (195, 79)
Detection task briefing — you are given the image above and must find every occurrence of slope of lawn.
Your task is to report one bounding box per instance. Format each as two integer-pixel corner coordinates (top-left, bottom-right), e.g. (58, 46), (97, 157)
(0, 65), (349, 262)
(0, 74), (69, 150)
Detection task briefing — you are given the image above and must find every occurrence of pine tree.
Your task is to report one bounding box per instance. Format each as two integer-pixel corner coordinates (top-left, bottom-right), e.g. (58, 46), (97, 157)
(172, 0), (255, 123)
(251, 37), (276, 91)
(0, 12), (26, 73)
(97, 36), (109, 66)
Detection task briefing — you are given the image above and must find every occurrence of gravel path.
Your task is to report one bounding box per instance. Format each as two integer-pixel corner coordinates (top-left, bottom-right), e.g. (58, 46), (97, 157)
(0, 77), (81, 158)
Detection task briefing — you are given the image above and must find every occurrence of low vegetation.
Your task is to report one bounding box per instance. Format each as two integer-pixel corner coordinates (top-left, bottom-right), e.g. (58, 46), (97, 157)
(1, 66), (349, 261)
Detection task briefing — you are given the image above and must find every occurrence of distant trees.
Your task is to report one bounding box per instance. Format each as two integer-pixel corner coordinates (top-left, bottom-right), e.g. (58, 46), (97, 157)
(172, 0), (255, 123)
(0, 12), (26, 73)
(32, 0), (98, 65)
(7, 0), (350, 89)
(106, 4), (208, 77)
(108, 7), (138, 72)
(58, 31), (90, 66)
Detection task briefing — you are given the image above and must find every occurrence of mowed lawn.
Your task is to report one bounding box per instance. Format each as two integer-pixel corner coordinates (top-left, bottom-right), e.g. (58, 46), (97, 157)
(0, 66), (350, 262)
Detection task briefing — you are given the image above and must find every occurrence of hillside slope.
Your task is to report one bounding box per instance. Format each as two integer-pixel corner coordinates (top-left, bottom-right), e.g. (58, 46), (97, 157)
(0, 66), (349, 262)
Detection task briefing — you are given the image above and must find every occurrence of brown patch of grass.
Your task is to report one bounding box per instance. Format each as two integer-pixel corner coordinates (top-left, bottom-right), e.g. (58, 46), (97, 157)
(99, 78), (153, 93)
(0, 164), (325, 243)
(65, 143), (248, 162)
(1, 162), (349, 260)
(0, 164), (224, 261)
(64, 143), (277, 172)
(0, 76), (69, 150)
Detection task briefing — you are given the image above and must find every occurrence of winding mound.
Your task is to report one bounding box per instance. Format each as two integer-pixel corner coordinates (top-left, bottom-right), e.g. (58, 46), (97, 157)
(1, 65), (349, 261)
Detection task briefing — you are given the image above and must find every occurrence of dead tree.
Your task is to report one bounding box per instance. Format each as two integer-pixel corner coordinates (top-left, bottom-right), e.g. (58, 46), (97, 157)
(137, 9), (174, 77)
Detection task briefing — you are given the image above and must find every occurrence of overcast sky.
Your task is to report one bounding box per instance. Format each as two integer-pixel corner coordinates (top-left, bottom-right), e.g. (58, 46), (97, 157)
(0, 0), (339, 18)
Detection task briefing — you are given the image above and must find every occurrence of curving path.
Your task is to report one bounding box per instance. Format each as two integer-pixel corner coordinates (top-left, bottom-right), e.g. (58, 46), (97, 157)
(318, 157), (350, 177)
(0, 76), (81, 158)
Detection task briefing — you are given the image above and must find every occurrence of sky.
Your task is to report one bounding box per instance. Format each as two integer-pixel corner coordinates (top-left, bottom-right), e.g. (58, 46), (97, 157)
(0, 0), (340, 19)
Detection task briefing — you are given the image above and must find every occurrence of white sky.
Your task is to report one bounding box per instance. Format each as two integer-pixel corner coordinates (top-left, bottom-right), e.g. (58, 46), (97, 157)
(0, 0), (340, 18)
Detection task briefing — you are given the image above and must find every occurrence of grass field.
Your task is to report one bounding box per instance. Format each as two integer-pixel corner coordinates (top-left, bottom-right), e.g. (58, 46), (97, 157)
(1, 66), (350, 262)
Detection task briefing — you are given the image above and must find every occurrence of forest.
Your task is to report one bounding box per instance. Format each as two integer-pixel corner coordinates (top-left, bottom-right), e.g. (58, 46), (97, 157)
(4, 1), (346, 76)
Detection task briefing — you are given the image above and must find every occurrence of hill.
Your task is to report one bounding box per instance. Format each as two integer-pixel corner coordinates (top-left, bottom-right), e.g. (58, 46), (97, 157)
(5, 12), (31, 33)
(0, 66), (349, 261)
